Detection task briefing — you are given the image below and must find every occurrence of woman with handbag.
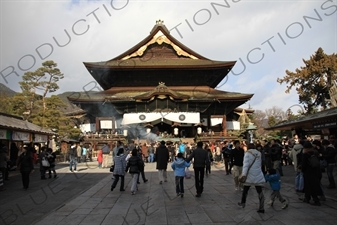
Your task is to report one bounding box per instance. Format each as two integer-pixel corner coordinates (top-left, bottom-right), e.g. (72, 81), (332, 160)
(238, 143), (266, 213)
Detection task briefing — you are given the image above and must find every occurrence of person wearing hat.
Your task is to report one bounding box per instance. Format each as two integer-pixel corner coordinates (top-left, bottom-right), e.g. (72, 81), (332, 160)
(155, 141), (169, 184)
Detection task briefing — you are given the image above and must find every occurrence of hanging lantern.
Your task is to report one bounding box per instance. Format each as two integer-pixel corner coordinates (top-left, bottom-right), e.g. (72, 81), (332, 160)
(197, 127), (202, 134)
(146, 128), (151, 134)
(174, 127), (179, 135)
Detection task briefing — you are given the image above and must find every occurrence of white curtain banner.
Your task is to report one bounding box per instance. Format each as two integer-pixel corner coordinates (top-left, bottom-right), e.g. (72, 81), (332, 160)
(122, 112), (200, 125)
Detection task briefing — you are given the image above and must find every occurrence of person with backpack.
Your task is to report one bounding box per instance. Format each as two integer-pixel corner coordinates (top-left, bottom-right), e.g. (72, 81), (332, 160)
(302, 141), (322, 206)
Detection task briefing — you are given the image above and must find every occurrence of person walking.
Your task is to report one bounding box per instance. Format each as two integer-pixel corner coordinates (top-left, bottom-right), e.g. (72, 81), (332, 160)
(186, 141), (208, 197)
(302, 141), (322, 206)
(148, 143), (155, 163)
(0, 145), (9, 182)
(205, 148), (213, 176)
(46, 148), (57, 178)
(322, 139), (336, 189)
(265, 168), (288, 209)
(289, 140), (304, 192)
(230, 140), (245, 191)
(222, 141), (232, 175)
(111, 148), (127, 192)
(137, 148), (148, 184)
(171, 153), (191, 198)
(126, 149), (144, 195)
(97, 149), (103, 168)
(76, 143), (82, 163)
(87, 143), (93, 162)
(102, 143), (111, 168)
(238, 143), (266, 213)
(17, 146), (34, 190)
(155, 141), (169, 184)
(39, 147), (48, 180)
(68, 142), (78, 172)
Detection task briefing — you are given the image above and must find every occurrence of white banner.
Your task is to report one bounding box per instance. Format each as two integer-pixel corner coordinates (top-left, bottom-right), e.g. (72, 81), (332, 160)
(122, 112), (200, 125)
(211, 118), (223, 126)
(80, 123), (96, 132)
(0, 129), (7, 139)
(100, 120), (113, 129)
(12, 131), (30, 141)
(34, 134), (48, 143)
(227, 121), (240, 130)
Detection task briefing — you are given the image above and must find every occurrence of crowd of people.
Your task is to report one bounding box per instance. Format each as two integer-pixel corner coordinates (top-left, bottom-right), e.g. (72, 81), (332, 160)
(0, 134), (336, 214)
(0, 143), (59, 191)
(106, 134), (336, 213)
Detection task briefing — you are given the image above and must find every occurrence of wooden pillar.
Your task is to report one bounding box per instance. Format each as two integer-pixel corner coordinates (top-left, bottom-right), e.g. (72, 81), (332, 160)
(222, 115), (227, 137)
(207, 112), (211, 132)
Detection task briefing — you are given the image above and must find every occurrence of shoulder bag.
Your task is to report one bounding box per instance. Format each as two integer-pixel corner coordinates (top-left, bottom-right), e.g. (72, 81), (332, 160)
(239, 152), (257, 183)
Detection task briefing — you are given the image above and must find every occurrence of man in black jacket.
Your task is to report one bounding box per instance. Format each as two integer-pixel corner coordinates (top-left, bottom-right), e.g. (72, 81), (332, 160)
(186, 141), (208, 197)
(155, 141), (169, 184)
(230, 140), (244, 191)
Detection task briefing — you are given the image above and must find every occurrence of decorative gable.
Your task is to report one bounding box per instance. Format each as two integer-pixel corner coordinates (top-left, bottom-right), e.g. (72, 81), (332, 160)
(121, 30), (198, 60)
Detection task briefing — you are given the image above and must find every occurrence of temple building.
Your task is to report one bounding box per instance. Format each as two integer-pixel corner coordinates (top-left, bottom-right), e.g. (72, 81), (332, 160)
(68, 20), (253, 141)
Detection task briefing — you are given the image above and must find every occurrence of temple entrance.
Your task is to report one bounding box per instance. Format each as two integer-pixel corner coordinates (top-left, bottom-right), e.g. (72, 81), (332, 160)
(152, 122), (173, 136)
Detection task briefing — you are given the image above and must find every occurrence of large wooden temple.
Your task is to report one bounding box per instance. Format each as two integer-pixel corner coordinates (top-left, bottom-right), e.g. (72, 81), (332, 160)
(68, 20), (253, 141)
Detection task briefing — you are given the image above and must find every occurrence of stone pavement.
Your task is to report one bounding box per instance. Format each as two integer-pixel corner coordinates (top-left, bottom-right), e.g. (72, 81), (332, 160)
(1, 161), (337, 225)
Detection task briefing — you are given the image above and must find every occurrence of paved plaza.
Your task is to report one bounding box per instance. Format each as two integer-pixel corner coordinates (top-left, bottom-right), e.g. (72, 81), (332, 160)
(1, 161), (337, 225)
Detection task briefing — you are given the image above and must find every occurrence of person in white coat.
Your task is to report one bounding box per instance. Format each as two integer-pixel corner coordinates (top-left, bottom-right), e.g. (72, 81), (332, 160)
(238, 143), (266, 213)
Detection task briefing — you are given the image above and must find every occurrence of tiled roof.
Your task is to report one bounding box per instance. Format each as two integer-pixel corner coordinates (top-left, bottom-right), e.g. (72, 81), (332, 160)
(265, 107), (337, 130)
(0, 113), (55, 135)
(68, 86), (253, 102)
(85, 59), (235, 69)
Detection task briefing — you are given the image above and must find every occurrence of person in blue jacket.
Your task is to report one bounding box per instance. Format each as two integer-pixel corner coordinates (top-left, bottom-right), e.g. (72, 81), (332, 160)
(171, 153), (190, 198)
(265, 168), (288, 209)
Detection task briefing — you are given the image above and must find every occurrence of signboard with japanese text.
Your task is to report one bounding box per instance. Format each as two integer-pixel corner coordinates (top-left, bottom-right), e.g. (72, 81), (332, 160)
(34, 134), (48, 143)
(12, 131), (31, 142)
(0, 129), (8, 139)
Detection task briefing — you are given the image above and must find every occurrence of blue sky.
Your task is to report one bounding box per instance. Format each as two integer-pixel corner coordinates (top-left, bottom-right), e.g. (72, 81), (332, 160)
(0, 0), (336, 113)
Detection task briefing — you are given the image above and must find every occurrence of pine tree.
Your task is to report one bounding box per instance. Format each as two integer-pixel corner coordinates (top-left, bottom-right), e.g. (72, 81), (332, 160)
(277, 48), (337, 114)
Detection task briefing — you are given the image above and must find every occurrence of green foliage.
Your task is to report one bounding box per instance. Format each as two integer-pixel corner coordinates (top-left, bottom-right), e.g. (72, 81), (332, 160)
(277, 48), (337, 114)
(0, 60), (81, 140)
